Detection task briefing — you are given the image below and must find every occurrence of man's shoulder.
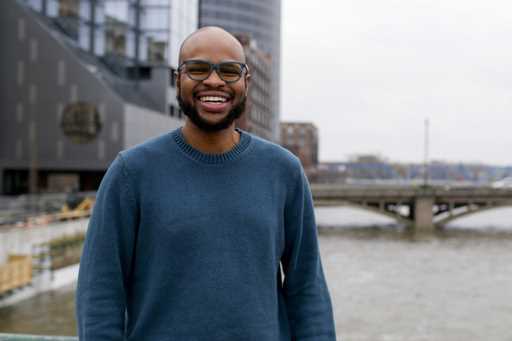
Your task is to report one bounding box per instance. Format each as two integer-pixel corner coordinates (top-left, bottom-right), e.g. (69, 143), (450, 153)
(248, 132), (303, 174)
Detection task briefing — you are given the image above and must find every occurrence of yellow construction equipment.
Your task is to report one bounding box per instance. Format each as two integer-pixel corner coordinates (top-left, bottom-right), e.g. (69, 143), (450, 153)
(58, 195), (94, 221)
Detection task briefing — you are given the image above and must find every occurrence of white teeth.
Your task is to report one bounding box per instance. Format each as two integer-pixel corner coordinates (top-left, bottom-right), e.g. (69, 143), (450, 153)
(199, 96), (227, 103)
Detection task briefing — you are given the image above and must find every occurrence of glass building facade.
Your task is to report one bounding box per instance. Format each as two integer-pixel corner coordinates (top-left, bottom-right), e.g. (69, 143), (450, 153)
(22, 0), (171, 66)
(199, 0), (282, 142)
(19, 0), (198, 118)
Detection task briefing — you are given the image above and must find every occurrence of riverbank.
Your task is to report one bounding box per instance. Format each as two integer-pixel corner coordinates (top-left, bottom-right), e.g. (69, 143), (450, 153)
(0, 219), (88, 308)
(0, 263), (79, 309)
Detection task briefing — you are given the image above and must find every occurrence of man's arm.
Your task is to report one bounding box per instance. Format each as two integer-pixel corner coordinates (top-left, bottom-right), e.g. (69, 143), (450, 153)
(76, 154), (138, 341)
(281, 168), (337, 341)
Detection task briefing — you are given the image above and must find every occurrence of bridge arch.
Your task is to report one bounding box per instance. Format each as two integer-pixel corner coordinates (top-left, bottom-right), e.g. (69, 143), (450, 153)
(316, 201), (412, 227)
(435, 204), (512, 227)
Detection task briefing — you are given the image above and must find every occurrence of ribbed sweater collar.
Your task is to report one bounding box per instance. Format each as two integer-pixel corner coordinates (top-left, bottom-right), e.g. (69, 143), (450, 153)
(171, 127), (251, 164)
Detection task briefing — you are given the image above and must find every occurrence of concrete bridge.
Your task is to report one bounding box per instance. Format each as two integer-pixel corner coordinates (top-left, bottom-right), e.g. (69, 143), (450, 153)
(311, 184), (512, 231)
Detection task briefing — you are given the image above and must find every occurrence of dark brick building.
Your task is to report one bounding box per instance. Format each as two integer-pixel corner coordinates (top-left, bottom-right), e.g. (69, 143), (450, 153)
(280, 122), (319, 178)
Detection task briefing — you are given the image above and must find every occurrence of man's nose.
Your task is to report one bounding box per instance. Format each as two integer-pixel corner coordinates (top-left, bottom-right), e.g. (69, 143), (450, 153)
(202, 69), (225, 86)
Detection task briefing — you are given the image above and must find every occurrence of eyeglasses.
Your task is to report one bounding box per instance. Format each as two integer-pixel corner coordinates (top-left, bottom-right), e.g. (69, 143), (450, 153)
(177, 60), (249, 83)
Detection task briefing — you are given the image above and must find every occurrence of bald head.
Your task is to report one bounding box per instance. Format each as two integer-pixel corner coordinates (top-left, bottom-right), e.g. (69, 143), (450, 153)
(178, 26), (246, 66)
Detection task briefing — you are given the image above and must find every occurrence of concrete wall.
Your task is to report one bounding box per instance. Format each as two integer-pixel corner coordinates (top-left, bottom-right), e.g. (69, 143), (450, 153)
(138, 66), (170, 114)
(0, 219), (88, 264)
(124, 103), (182, 149)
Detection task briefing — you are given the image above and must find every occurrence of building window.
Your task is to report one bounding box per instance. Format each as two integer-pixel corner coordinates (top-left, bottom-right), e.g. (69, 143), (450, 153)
(61, 1), (82, 41)
(78, 22), (90, 50)
(70, 84), (78, 101)
(147, 37), (167, 63)
(104, 13), (129, 58)
(18, 18), (26, 42)
(29, 84), (37, 104)
(56, 102), (64, 124)
(30, 38), (39, 62)
(47, 0), (59, 17)
(16, 103), (24, 123)
(57, 60), (66, 86)
(29, 121), (36, 142)
(27, 0), (43, 11)
(17, 61), (25, 86)
(58, 0), (79, 18)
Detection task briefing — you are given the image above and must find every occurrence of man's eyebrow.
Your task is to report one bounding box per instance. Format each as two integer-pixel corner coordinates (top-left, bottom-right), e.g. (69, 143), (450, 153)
(181, 59), (246, 64)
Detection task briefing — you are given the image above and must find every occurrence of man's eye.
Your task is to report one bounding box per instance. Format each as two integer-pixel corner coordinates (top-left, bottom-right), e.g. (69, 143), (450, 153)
(220, 64), (241, 75)
(188, 65), (210, 74)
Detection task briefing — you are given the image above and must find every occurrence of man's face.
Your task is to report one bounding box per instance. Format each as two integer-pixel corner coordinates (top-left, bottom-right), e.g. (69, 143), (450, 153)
(177, 32), (250, 132)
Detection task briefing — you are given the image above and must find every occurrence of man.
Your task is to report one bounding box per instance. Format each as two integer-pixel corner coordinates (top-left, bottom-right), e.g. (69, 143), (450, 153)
(76, 27), (336, 340)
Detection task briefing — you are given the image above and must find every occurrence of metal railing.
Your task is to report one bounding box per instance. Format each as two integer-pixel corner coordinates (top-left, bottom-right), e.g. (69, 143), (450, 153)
(0, 335), (77, 341)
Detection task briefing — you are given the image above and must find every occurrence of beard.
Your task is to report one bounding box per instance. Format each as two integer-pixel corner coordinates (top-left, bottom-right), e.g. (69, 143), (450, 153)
(177, 94), (246, 132)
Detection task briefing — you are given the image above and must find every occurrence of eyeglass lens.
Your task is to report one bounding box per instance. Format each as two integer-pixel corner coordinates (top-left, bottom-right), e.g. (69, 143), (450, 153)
(185, 61), (244, 82)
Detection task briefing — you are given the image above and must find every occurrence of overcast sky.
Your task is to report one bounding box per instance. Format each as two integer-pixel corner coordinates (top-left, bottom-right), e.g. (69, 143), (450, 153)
(281, 0), (512, 165)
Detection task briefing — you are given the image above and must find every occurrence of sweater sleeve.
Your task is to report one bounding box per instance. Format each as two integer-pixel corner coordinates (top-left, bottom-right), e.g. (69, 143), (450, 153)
(76, 154), (138, 341)
(281, 167), (337, 341)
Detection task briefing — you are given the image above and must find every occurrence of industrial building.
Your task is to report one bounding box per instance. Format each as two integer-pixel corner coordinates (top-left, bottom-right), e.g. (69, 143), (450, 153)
(0, 0), (198, 194)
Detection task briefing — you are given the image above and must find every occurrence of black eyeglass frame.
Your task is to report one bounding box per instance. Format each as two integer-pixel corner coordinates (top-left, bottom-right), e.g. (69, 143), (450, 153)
(176, 59), (250, 83)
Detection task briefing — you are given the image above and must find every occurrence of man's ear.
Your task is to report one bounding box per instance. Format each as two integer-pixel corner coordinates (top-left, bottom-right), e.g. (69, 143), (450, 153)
(244, 73), (251, 97)
(175, 71), (181, 93)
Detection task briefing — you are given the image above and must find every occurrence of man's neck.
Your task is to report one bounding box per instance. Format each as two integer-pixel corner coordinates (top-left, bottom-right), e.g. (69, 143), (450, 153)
(181, 122), (240, 154)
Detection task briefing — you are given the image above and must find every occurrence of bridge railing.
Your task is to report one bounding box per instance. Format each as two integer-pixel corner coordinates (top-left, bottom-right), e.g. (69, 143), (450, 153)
(0, 334), (77, 341)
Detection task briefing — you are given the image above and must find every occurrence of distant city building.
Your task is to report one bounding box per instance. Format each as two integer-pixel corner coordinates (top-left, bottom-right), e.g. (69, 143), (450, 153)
(349, 154), (387, 164)
(280, 122), (319, 177)
(199, 0), (281, 142)
(314, 158), (512, 185)
(234, 34), (273, 141)
(0, 0), (198, 195)
(346, 154), (398, 180)
(315, 163), (348, 184)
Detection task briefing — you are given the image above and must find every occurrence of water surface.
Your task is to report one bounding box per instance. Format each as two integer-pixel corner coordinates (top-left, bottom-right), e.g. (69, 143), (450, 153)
(1, 207), (512, 340)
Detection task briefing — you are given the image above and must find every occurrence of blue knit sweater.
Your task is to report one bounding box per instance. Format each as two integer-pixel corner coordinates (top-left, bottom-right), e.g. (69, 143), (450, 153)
(76, 128), (336, 341)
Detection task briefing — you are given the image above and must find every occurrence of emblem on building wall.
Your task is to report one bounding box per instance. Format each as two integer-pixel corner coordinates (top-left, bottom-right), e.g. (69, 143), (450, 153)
(61, 102), (102, 143)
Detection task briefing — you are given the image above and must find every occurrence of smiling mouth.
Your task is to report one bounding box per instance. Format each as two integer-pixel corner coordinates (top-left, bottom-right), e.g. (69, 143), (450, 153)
(195, 95), (232, 114)
(198, 96), (228, 103)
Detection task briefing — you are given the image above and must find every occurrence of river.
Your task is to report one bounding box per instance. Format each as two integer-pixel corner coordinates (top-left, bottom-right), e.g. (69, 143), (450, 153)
(1, 207), (512, 340)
